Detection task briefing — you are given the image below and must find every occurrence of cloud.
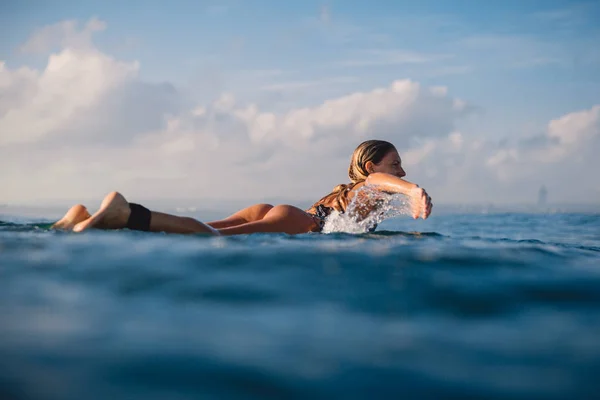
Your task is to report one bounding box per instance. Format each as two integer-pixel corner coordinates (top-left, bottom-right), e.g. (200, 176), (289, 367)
(487, 104), (600, 168)
(336, 49), (451, 68)
(426, 65), (474, 77)
(532, 3), (595, 30)
(302, 9), (389, 47)
(547, 105), (600, 147)
(260, 76), (358, 92)
(236, 80), (469, 148)
(457, 34), (566, 69)
(0, 48), (140, 146)
(0, 62), (39, 115)
(19, 17), (106, 54)
(2, 17), (598, 208)
(476, 104), (600, 202)
(358, 102), (600, 204)
(0, 19), (471, 206)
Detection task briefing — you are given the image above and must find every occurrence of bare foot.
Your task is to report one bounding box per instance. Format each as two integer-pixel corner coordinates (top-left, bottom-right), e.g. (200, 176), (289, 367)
(51, 204), (92, 230)
(73, 192), (131, 232)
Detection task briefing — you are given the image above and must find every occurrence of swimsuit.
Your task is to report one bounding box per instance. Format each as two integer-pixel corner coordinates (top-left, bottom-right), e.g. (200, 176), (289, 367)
(306, 204), (378, 233)
(307, 204), (335, 232)
(307, 183), (384, 233)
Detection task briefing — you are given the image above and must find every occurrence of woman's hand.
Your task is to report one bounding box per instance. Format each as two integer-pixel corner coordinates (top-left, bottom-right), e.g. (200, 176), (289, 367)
(363, 173), (433, 219)
(409, 186), (433, 219)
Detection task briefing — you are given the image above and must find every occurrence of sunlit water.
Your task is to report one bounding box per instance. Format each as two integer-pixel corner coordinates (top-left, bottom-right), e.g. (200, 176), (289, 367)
(1, 201), (599, 399)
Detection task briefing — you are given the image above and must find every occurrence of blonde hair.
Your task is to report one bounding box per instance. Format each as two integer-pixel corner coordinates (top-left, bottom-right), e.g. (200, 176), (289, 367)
(310, 140), (397, 212)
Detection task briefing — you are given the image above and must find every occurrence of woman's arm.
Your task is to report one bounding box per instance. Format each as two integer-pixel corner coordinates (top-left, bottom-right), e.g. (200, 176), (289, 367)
(362, 172), (433, 219)
(365, 172), (419, 194)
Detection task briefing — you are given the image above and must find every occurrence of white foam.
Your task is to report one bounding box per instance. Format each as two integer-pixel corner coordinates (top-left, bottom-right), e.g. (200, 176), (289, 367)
(321, 186), (411, 234)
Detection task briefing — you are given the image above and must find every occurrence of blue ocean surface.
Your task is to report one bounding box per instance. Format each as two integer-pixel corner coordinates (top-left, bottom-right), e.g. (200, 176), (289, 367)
(1, 208), (599, 400)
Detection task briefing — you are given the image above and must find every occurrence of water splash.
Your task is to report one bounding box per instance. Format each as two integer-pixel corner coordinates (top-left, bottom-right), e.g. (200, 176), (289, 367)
(321, 186), (411, 234)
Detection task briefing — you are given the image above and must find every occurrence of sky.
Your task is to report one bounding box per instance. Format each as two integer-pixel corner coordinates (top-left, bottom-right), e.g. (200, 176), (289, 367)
(1, 0), (599, 209)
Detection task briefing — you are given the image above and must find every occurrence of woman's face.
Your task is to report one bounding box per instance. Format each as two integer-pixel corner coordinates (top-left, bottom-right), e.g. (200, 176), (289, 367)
(371, 149), (406, 178)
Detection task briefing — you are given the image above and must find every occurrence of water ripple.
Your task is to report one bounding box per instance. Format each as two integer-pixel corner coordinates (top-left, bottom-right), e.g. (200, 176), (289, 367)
(1, 213), (599, 400)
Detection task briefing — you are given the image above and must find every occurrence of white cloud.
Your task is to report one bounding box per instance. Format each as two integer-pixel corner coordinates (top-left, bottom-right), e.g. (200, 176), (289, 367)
(0, 62), (39, 115)
(457, 34), (567, 69)
(476, 104), (600, 201)
(260, 76), (358, 92)
(0, 20), (470, 206)
(352, 102), (600, 204)
(336, 49), (451, 67)
(19, 17), (106, 54)
(0, 48), (139, 146)
(427, 65), (474, 77)
(403, 140), (437, 166)
(547, 105), (600, 146)
(486, 148), (518, 168)
(232, 79), (469, 148)
(532, 3), (594, 30)
(487, 104), (600, 168)
(2, 18), (598, 208)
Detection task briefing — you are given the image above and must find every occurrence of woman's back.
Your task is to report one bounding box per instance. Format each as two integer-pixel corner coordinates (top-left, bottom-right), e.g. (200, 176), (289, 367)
(306, 181), (365, 215)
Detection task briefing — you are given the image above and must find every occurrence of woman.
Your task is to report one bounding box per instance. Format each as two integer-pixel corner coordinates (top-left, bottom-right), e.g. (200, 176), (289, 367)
(52, 140), (433, 235)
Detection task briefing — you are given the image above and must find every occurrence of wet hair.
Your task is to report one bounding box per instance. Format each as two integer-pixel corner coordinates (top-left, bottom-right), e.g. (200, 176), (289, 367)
(310, 140), (397, 212)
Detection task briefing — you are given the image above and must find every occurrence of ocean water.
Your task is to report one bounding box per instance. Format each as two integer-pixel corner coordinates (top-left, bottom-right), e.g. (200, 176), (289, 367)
(1, 207), (599, 400)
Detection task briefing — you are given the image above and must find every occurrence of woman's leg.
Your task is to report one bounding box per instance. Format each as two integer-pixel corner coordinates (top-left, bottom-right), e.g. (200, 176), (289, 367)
(217, 205), (318, 235)
(207, 204), (274, 229)
(51, 204), (92, 230)
(73, 192), (218, 235)
(71, 192), (317, 236)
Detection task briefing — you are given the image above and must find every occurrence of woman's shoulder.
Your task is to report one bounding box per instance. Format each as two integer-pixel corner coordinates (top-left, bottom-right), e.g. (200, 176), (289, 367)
(348, 181), (366, 191)
(344, 181), (367, 200)
(306, 181), (367, 214)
